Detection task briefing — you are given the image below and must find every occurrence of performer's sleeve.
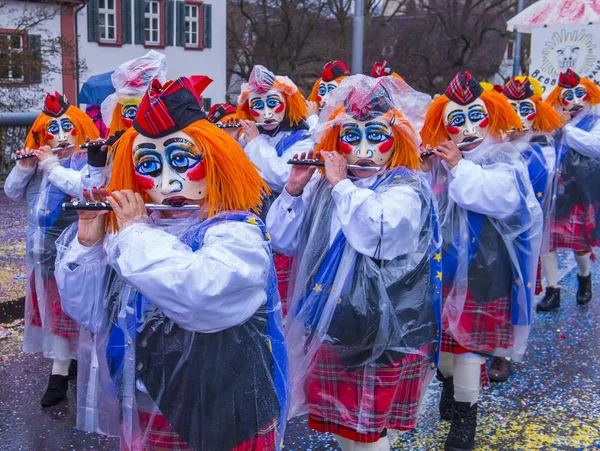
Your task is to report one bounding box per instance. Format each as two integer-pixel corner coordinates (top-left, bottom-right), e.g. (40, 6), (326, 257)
(55, 229), (109, 334)
(106, 220), (271, 333)
(40, 155), (97, 197)
(306, 115), (319, 132)
(3, 164), (36, 201)
(244, 135), (314, 192)
(448, 159), (520, 219)
(331, 179), (423, 260)
(563, 120), (600, 158)
(266, 187), (310, 255)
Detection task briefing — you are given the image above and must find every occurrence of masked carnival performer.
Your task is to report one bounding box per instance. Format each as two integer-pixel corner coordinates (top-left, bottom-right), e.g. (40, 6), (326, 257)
(420, 72), (542, 451)
(55, 77), (288, 451)
(371, 61), (403, 80)
(4, 93), (101, 406)
(267, 75), (441, 451)
(208, 103), (244, 143)
(306, 61), (352, 127)
(237, 65), (313, 315)
(537, 68), (600, 311)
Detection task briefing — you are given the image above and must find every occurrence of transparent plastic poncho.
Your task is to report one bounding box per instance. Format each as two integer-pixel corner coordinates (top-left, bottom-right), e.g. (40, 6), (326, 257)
(429, 138), (543, 361)
(55, 212), (288, 451)
(101, 50), (168, 126)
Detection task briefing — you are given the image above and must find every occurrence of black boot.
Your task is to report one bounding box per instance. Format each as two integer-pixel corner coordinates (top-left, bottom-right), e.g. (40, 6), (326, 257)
(68, 360), (77, 380)
(437, 370), (454, 420)
(536, 286), (560, 312)
(444, 401), (478, 451)
(40, 374), (69, 407)
(488, 357), (513, 383)
(576, 274), (592, 305)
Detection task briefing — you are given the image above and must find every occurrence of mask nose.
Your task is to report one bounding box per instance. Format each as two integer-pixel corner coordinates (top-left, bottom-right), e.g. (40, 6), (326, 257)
(464, 119), (477, 136)
(264, 109), (274, 120)
(57, 126), (68, 143)
(355, 139), (371, 159)
(161, 166), (182, 194)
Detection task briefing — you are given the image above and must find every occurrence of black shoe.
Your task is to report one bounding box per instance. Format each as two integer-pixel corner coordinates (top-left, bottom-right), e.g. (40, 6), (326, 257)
(444, 401), (478, 451)
(488, 357), (513, 383)
(68, 360), (77, 380)
(576, 274), (592, 305)
(437, 370), (454, 420)
(41, 374), (69, 407)
(536, 286), (561, 312)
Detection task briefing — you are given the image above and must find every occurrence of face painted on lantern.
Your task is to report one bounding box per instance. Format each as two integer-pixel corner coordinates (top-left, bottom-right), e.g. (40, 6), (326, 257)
(338, 117), (394, 177)
(121, 98), (141, 127)
(509, 100), (536, 130)
(317, 80), (338, 107)
(132, 130), (207, 206)
(560, 83), (590, 111)
(249, 89), (286, 130)
(46, 114), (77, 150)
(444, 98), (489, 150)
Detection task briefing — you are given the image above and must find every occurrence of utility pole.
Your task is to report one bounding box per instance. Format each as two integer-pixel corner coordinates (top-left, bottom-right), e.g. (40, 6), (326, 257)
(352, 0), (365, 74)
(513, 0), (525, 76)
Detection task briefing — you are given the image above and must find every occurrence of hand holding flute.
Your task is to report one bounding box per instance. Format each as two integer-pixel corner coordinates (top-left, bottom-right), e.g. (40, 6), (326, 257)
(286, 151), (321, 196)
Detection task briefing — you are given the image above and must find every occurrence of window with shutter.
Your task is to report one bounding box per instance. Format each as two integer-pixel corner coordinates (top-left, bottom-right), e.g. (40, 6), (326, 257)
(122, 0), (132, 44)
(182, 0), (203, 50)
(0, 29), (37, 87)
(143, 0), (166, 48)
(203, 3), (211, 48)
(175, 1), (185, 47)
(97, 0), (123, 46)
(165, 0), (175, 46)
(28, 34), (42, 84)
(134, 0), (146, 45)
(87, 0), (99, 42)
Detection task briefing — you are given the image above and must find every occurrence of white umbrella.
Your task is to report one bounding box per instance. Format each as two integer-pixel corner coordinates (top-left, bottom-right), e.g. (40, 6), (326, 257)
(507, 0), (600, 33)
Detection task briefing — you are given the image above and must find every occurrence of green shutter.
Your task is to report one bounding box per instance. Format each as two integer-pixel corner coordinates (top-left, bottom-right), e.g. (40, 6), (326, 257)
(165, 0), (175, 46)
(175, 1), (185, 47)
(203, 3), (211, 48)
(202, 97), (211, 110)
(28, 34), (42, 84)
(134, 0), (146, 45)
(122, 0), (132, 44)
(87, 0), (99, 42)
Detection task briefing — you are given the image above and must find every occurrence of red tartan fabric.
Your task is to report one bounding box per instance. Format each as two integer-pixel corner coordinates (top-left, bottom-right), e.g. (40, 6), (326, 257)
(306, 347), (431, 443)
(441, 290), (513, 355)
(550, 204), (598, 252)
(535, 258), (544, 295)
(28, 276), (79, 340)
(134, 412), (278, 451)
(273, 253), (293, 317)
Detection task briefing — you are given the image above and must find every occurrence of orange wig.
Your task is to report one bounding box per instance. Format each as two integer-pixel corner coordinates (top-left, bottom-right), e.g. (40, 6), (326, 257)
(108, 103), (129, 135)
(545, 77), (600, 109)
(237, 79), (308, 127)
(420, 91), (522, 148)
(315, 106), (421, 171)
(24, 105), (100, 150)
(107, 120), (270, 231)
(307, 76), (348, 103)
(529, 95), (564, 132)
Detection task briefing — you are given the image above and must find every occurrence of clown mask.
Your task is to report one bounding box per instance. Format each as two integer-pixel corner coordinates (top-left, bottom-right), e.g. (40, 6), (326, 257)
(338, 116), (394, 178)
(132, 130), (207, 206)
(121, 98), (141, 127)
(444, 98), (489, 151)
(249, 89), (286, 131)
(509, 99), (536, 130)
(317, 80), (338, 108)
(560, 83), (590, 113)
(46, 114), (77, 152)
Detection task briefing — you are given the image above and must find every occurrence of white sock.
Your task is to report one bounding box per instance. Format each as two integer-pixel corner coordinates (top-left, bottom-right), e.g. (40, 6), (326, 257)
(51, 358), (70, 376)
(334, 435), (355, 451)
(438, 351), (454, 378)
(541, 250), (559, 288)
(453, 353), (486, 405)
(353, 436), (390, 451)
(574, 252), (591, 277)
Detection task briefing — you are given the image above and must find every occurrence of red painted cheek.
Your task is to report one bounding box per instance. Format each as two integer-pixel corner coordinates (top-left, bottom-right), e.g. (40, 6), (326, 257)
(250, 110), (260, 117)
(317, 95), (322, 102)
(70, 129), (77, 136)
(46, 133), (55, 141)
(339, 141), (353, 155)
(478, 117), (489, 128)
(122, 118), (133, 127)
(378, 137), (394, 153)
(187, 161), (206, 181)
(583, 94), (590, 101)
(135, 174), (155, 190)
(526, 113), (536, 121)
(561, 99), (570, 106)
(274, 103), (285, 114)
(446, 126), (460, 135)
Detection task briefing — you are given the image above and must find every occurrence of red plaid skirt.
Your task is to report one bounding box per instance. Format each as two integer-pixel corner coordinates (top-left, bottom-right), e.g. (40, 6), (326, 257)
(550, 204), (598, 252)
(28, 275), (79, 339)
(274, 253), (293, 317)
(306, 347), (431, 443)
(441, 291), (513, 356)
(133, 411), (278, 451)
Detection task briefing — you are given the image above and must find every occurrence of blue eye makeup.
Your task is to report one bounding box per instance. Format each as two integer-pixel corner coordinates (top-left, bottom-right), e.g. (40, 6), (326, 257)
(575, 87), (587, 98)
(47, 121), (59, 134)
(447, 112), (466, 127)
(122, 105), (138, 119)
(166, 146), (202, 174)
(135, 151), (163, 178)
(365, 126), (391, 144)
(340, 126), (362, 146)
(250, 99), (265, 110)
(563, 90), (574, 101)
(318, 84), (327, 96)
(519, 102), (535, 116)
(468, 109), (487, 123)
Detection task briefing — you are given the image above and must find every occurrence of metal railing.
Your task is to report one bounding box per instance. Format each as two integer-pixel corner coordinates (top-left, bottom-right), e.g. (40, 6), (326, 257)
(0, 113), (38, 178)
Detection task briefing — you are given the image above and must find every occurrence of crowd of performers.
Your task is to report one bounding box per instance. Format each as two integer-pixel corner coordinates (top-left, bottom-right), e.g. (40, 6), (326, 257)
(4, 48), (599, 451)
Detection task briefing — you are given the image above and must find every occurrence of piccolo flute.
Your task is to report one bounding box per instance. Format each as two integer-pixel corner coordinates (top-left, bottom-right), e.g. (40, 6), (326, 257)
(217, 122), (242, 129)
(15, 145), (75, 160)
(287, 158), (381, 172)
(420, 137), (485, 159)
(63, 200), (202, 211)
(80, 139), (109, 150)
